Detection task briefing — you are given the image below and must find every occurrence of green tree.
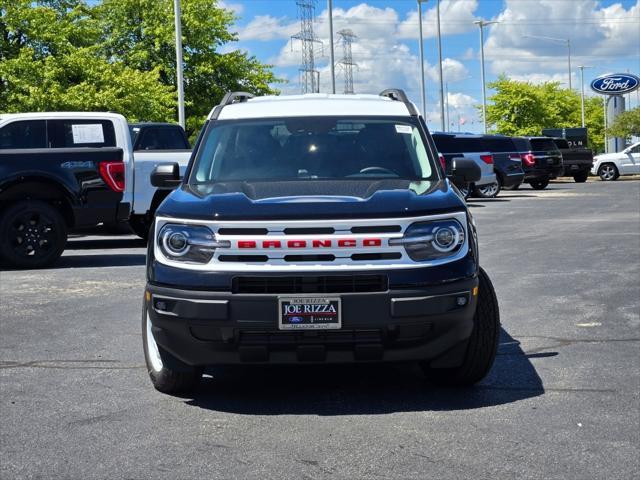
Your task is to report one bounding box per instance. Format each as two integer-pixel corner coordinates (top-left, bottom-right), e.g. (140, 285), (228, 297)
(607, 106), (640, 140)
(484, 76), (605, 152)
(1, 0), (280, 135)
(0, 0), (175, 120)
(94, 0), (280, 136)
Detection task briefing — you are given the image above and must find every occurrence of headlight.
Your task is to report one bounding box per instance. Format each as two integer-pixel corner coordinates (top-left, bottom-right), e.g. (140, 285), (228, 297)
(158, 224), (229, 264)
(389, 219), (465, 261)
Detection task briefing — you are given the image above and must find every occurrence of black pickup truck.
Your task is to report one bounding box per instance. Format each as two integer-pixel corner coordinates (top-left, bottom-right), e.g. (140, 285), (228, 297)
(548, 137), (593, 182)
(0, 114), (129, 268)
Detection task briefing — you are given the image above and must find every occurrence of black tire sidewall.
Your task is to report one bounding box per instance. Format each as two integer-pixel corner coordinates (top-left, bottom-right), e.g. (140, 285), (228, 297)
(530, 179), (549, 190)
(0, 200), (67, 269)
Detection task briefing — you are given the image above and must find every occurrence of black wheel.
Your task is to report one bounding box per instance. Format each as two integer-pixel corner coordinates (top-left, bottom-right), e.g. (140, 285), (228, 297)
(598, 163), (619, 181)
(473, 182), (501, 198)
(142, 300), (202, 394)
(421, 267), (500, 386)
(502, 182), (520, 191)
(129, 215), (151, 241)
(457, 184), (471, 199)
(529, 178), (549, 190)
(573, 171), (588, 183)
(0, 200), (67, 269)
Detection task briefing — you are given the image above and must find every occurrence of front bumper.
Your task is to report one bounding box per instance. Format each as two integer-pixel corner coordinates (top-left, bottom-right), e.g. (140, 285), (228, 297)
(145, 276), (479, 367)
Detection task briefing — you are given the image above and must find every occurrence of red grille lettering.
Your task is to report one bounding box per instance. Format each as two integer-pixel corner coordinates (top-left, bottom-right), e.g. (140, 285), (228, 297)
(262, 240), (282, 249)
(287, 240), (307, 248)
(338, 239), (357, 248)
(238, 240), (257, 249)
(312, 239), (332, 248)
(363, 238), (382, 247)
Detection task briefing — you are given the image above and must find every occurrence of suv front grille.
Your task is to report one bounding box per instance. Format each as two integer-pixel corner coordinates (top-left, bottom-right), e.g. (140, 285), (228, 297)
(232, 275), (389, 294)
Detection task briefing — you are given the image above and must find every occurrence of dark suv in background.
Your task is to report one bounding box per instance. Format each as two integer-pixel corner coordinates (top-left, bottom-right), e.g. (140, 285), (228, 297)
(511, 137), (563, 190)
(432, 133), (524, 195)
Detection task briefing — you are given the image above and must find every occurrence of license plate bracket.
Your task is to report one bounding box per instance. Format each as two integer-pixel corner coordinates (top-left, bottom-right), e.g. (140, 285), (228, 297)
(278, 296), (342, 330)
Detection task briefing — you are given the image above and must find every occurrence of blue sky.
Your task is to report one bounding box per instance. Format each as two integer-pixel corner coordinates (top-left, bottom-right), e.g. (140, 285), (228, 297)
(222, 0), (640, 132)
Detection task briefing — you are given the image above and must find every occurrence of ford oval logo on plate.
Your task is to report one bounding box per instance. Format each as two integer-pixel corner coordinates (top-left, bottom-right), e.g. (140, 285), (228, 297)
(590, 73), (640, 95)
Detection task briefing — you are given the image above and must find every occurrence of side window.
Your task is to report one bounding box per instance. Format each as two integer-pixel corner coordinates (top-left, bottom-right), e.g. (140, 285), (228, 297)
(48, 120), (116, 148)
(629, 144), (640, 154)
(136, 127), (189, 150)
(0, 120), (47, 149)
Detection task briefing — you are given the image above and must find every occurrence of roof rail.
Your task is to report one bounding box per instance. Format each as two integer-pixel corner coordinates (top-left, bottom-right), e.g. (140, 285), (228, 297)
(209, 91), (255, 120)
(220, 91), (255, 106)
(379, 89), (418, 116)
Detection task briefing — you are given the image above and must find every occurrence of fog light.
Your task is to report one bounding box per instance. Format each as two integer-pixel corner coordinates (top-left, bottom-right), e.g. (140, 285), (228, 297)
(456, 296), (468, 306)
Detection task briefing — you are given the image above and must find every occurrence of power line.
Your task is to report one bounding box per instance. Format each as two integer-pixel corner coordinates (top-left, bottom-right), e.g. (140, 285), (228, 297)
(291, 0), (322, 93)
(337, 29), (357, 94)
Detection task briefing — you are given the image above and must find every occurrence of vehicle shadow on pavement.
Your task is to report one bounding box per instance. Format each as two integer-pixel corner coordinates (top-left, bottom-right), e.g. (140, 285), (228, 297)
(66, 238), (147, 250)
(52, 254), (146, 269)
(183, 328), (545, 415)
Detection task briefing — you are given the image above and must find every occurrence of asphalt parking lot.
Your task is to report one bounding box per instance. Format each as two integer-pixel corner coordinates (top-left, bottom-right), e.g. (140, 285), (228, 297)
(1, 179), (639, 480)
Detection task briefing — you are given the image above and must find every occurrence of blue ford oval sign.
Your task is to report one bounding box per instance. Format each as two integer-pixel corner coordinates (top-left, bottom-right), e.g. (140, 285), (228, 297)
(590, 73), (640, 95)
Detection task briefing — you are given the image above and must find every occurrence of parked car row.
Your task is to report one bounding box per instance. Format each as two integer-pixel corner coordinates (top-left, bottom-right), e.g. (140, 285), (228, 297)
(432, 132), (610, 199)
(1, 108), (638, 270)
(0, 112), (192, 268)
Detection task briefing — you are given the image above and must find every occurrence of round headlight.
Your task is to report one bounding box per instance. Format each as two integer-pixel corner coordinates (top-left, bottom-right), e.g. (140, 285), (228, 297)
(163, 231), (189, 256)
(432, 226), (459, 252)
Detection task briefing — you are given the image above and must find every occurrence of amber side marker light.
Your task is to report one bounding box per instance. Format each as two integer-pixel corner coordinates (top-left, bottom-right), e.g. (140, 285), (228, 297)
(145, 291), (151, 302)
(472, 286), (479, 297)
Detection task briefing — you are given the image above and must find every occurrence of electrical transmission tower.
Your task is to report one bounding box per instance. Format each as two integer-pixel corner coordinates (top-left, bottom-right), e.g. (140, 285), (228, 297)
(291, 0), (322, 93)
(337, 29), (357, 94)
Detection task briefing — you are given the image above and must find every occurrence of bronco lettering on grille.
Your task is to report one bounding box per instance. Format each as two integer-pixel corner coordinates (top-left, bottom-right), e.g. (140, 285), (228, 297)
(237, 238), (383, 249)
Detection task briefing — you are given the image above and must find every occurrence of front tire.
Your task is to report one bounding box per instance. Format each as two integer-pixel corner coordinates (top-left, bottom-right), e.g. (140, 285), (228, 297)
(142, 301), (202, 394)
(0, 200), (67, 269)
(473, 182), (501, 198)
(573, 171), (588, 183)
(421, 267), (500, 386)
(529, 178), (549, 190)
(129, 215), (151, 241)
(458, 184), (471, 199)
(598, 163), (619, 181)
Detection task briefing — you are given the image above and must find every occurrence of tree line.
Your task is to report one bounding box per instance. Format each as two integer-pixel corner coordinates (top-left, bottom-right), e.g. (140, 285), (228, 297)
(485, 76), (639, 152)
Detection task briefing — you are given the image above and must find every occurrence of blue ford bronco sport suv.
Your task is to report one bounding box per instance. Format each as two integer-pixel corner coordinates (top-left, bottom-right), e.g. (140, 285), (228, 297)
(142, 90), (500, 394)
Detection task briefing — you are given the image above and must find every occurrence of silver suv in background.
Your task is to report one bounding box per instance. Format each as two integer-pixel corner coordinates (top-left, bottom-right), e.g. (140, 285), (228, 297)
(432, 133), (499, 198)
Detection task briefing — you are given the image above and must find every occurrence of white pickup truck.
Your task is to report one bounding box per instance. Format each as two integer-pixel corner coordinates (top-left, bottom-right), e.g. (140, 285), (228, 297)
(0, 112), (191, 242)
(126, 122), (192, 238)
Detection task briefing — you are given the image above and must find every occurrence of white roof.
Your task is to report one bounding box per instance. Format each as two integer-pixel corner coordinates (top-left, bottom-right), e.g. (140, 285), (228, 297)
(0, 111), (126, 123)
(210, 94), (414, 120)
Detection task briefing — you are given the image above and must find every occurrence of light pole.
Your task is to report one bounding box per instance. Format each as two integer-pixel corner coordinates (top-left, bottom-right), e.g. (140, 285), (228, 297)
(417, 0), (427, 117)
(474, 19), (498, 134)
(523, 35), (572, 90)
(436, 0), (445, 131)
(578, 65), (592, 127)
(328, 0), (335, 94)
(174, 0), (185, 129)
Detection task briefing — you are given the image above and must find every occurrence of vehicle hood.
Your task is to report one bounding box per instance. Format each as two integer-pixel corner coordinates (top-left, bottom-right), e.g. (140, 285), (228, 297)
(594, 153), (621, 162)
(156, 179), (466, 221)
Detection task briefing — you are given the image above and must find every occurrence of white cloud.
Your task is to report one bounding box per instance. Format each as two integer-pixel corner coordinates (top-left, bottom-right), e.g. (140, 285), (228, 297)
(485, 0), (640, 83)
(397, 0), (479, 39)
(219, 1), (244, 15)
(237, 15), (298, 41)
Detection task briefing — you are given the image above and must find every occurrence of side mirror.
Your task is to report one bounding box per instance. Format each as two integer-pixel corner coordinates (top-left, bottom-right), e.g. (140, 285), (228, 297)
(151, 163), (182, 188)
(451, 157), (481, 183)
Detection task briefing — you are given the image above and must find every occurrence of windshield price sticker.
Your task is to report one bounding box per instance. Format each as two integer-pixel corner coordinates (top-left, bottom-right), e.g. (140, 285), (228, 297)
(395, 124), (413, 134)
(72, 124), (105, 144)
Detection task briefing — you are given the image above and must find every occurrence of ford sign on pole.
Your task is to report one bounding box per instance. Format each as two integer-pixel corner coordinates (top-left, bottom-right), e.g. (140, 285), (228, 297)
(590, 73), (640, 95)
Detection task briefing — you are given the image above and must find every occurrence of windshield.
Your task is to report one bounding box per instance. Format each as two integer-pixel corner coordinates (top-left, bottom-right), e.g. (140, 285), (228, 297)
(190, 117), (437, 183)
